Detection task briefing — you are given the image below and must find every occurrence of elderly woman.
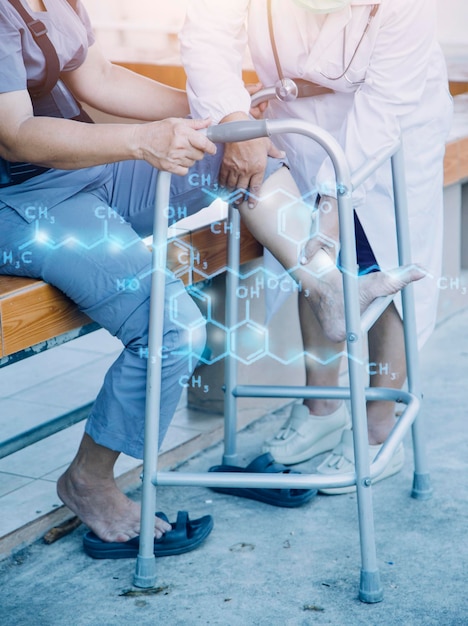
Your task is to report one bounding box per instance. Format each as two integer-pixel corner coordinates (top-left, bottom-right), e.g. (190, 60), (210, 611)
(0, 0), (226, 553)
(181, 0), (452, 490)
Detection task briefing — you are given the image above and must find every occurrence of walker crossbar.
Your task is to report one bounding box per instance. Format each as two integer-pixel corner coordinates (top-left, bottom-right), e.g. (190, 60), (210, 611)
(153, 388), (418, 490)
(134, 115), (430, 605)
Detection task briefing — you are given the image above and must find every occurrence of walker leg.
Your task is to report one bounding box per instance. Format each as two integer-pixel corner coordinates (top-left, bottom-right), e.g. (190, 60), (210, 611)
(133, 172), (172, 587)
(355, 478), (383, 602)
(337, 187), (384, 603)
(134, 469), (157, 587)
(359, 568), (384, 604)
(355, 429), (384, 603)
(391, 149), (433, 501)
(410, 417), (433, 500)
(223, 204), (241, 465)
(355, 447), (384, 602)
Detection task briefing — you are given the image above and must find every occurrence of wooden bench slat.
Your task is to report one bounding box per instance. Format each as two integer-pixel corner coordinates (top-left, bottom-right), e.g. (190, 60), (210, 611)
(0, 282), (91, 357)
(115, 62), (259, 91)
(0, 276), (40, 298)
(0, 223), (261, 359)
(444, 136), (468, 187)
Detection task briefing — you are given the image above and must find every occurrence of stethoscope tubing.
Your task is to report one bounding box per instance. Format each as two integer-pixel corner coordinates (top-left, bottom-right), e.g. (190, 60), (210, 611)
(267, 0), (379, 96)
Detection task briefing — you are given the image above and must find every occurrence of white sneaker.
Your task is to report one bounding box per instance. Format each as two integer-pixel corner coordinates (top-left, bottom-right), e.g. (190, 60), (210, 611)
(317, 429), (405, 495)
(262, 403), (350, 465)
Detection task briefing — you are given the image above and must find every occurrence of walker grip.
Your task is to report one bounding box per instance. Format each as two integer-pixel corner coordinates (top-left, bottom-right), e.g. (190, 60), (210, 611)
(206, 120), (269, 143)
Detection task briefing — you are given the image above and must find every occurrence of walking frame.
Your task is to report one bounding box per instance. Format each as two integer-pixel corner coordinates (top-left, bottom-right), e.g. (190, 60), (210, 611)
(133, 112), (433, 603)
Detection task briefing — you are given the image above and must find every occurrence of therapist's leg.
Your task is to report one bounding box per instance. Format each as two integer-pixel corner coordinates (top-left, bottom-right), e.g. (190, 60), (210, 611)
(315, 302), (406, 493)
(298, 294), (344, 416)
(263, 294), (349, 464)
(237, 167), (425, 343)
(366, 302), (406, 444)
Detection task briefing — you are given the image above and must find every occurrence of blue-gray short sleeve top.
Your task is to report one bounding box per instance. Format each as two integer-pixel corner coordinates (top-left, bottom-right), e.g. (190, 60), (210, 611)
(0, 1), (103, 220)
(0, 0), (95, 94)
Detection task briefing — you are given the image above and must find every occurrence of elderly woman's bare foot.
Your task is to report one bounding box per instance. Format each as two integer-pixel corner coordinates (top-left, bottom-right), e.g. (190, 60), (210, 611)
(305, 264), (426, 343)
(57, 464), (171, 543)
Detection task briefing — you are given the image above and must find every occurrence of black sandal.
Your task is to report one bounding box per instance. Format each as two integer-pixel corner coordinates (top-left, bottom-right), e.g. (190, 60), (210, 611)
(83, 511), (213, 559)
(208, 453), (317, 508)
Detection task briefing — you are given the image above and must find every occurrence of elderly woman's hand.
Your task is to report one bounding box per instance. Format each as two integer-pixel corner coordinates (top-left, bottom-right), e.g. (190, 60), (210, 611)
(134, 117), (217, 176)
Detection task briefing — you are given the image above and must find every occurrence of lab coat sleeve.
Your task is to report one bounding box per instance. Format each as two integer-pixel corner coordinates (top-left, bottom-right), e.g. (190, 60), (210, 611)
(179, 0), (253, 123)
(316, 0), (437, 206)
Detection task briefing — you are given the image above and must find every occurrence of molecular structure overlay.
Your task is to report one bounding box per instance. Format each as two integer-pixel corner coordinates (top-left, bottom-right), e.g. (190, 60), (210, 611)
(2, 178), (434, 394)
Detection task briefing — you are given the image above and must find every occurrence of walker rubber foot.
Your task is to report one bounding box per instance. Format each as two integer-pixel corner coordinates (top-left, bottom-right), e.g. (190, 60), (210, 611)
(359, 569), (384, 603)
(222, 453), (239, 466)
(133, 555), (157, 588)
(411, 472), (433, 500)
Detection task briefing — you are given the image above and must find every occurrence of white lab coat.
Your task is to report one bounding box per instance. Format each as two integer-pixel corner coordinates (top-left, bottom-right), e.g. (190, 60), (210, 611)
(180, 0), (453, 346)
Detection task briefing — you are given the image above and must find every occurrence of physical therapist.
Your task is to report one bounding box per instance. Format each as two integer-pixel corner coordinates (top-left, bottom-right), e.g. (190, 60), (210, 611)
(181, 0), (453, 491)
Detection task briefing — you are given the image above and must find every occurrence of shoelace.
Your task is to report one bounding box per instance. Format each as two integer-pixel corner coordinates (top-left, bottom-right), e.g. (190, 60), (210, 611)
(274, 416), (298, 440)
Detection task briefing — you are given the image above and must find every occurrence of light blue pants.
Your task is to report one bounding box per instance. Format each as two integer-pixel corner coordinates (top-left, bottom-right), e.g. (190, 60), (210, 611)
(0, 156), (284, 458)
(0, 158), (222, 457)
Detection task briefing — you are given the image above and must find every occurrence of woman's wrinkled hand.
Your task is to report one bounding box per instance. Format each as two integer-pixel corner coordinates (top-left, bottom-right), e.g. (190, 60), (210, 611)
(135, 117), (217, 176)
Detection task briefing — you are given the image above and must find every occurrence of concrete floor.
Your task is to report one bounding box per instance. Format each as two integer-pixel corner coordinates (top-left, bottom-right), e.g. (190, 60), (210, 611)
(0, 305), (467, 625)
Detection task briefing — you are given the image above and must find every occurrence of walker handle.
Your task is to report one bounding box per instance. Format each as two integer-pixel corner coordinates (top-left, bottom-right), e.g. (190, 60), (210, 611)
(206, 120), (269, 143)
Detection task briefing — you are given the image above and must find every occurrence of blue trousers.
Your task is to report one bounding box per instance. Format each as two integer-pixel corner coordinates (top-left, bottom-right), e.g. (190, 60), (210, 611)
(0, 157), (234, 458)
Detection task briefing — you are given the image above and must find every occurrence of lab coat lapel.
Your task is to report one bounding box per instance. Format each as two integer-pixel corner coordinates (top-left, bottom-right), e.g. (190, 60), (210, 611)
(303, 2), (382, 79)
(305, 6), (352, 68)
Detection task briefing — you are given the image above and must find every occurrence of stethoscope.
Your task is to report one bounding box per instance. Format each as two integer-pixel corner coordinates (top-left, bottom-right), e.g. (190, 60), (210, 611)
(267, 0), (379, 101)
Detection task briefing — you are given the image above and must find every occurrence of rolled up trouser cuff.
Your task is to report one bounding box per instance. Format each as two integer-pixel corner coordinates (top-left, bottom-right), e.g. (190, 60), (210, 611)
(85, 276), (206, 459)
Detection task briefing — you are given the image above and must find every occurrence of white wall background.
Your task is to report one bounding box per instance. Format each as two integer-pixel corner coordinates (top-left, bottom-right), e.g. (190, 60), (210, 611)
(82, 0), (189, 62)
(436, 0), (468, 46)
(81, 0), (467, 60)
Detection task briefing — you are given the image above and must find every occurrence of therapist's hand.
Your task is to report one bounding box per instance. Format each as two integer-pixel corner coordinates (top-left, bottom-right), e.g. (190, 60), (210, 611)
(300, 195), (340, 265)
(246, 82), (268, 120)
(219, 111), (284, 208)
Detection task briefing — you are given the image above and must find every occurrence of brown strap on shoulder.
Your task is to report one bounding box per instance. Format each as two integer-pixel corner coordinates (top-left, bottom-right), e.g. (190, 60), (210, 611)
(7, 0), (60, 97)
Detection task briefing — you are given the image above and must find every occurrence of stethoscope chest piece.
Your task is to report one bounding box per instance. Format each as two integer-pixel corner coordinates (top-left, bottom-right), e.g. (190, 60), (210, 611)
(274, 77), (299, 102)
